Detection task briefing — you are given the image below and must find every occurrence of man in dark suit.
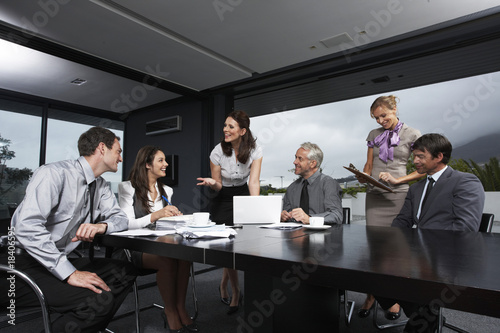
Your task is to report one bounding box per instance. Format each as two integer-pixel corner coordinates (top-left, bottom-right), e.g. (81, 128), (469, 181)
(380, 133), (485, 333)
(392, 133), (484, 231)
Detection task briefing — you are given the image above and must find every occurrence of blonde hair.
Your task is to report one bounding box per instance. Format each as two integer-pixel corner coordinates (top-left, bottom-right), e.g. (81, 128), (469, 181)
(370, 95), (399, 118)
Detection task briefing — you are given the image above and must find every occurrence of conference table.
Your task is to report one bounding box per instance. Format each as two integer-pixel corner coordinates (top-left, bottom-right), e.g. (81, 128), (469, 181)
(101, 223), (500, 332)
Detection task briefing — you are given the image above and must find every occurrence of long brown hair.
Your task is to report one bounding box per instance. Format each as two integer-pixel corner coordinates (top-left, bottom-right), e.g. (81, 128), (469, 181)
(128, 146), (168, 214)
(221, 110), (256, 164)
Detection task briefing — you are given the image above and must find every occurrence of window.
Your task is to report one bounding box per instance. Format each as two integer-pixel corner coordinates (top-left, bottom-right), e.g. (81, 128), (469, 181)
(0, 99), (124, 220)
(251, 71), (500, 189)
(0, 102), (42, 219)
(47, 108), (124, 194)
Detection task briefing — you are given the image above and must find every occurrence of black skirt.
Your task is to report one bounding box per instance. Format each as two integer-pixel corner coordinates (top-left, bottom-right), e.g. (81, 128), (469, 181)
(210, 184), (250, 226)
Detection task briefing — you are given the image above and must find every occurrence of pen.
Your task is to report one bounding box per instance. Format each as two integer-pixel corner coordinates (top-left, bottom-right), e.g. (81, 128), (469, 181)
(161, 195), (172, 206)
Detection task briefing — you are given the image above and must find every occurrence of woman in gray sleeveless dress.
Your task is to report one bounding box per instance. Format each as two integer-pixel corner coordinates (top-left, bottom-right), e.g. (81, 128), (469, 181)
(356, 96), (423, 321)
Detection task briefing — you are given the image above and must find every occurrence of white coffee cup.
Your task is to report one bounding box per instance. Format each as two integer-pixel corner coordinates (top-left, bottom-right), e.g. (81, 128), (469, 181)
(309, 216), (324, 227)
(193, 212), (210, 225)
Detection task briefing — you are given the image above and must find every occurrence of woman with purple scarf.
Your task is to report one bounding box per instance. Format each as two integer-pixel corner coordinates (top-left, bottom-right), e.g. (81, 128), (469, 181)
(357, 95), (423, 320)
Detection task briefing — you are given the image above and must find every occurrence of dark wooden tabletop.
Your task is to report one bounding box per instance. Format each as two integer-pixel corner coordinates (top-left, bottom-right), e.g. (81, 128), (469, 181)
(101, 224), (500, 318)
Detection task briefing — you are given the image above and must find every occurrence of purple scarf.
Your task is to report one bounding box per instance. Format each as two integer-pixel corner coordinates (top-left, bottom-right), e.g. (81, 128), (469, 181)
(367, 121), (403, 163)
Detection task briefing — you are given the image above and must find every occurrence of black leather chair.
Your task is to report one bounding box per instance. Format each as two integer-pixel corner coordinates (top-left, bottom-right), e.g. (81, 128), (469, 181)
(479, 213), (494, 233)
(437, 213), (495, 333)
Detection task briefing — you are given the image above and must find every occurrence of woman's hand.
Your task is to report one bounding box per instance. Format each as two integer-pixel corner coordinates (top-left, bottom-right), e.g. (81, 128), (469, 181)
(152, 205), (182, 222)
(196, 177), (216, 187)
(378, 172), (399, 185)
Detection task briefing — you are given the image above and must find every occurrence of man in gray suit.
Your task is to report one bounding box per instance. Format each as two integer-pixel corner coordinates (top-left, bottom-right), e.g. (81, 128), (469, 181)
(380, 133), (485, 333)
(392, 133), (484, 231)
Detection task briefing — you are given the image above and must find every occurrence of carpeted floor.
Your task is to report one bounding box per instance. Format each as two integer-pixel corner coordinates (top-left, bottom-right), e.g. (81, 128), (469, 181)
(2, 262), (500, 333)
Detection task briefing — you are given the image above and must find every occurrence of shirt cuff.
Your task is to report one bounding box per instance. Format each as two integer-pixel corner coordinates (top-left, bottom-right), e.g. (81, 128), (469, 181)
(52, 256), (77, 281)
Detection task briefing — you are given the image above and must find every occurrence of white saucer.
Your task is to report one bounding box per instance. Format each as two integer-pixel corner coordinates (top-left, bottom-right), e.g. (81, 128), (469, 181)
(186, 222), (216, 228)
(303, 225), (331, 230)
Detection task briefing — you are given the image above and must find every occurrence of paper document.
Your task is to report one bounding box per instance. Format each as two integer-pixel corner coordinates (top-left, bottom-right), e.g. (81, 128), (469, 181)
(111, 229), (176, 237)
(259, 223), (303, 229)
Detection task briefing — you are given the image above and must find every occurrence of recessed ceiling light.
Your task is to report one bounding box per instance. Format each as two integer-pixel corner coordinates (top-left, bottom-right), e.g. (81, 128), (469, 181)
(70, 78), (87, 85)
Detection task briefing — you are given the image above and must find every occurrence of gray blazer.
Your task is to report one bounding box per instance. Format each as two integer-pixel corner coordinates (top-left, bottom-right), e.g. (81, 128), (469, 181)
(392, 166), (485, 231)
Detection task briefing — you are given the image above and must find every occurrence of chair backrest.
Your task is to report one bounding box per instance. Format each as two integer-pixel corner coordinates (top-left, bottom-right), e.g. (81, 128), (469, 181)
(479, 213), (494, 233)
(342, 207), (351, 225)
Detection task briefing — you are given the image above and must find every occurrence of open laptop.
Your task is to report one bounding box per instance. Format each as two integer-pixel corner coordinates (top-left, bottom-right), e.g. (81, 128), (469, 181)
(233, 195), (282, 224)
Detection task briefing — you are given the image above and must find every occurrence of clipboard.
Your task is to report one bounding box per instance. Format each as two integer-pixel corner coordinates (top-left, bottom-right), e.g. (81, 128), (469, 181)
(344, 164), (394, 193)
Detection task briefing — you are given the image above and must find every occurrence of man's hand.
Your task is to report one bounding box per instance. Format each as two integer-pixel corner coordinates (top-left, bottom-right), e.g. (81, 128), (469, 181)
(71, 223), (107, 242)
(281, 210), (292, 222)
(290, 208), (310, 224)
(67, 270), (111, 294)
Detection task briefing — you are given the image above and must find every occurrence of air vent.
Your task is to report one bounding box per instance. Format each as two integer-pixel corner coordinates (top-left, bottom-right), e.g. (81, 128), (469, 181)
(320, 32), (353, 48)
(70, 78), (87, 85)
(371, 76), (390, 84)
(146, 115), (182, 135)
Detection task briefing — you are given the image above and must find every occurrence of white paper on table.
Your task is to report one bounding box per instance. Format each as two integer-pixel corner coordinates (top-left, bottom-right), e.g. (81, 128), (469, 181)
(259, 223), (303, 229)
(111, 229), (177, 237)
(175, 225), (237, 238)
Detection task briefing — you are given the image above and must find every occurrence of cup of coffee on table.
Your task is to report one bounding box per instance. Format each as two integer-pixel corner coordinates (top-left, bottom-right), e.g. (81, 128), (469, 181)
(193, 212), (210, 225)
(309, 216), (324, 227)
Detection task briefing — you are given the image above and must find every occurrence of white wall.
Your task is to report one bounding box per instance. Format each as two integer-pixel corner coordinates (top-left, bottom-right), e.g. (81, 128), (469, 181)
(343, 192), (498, 221)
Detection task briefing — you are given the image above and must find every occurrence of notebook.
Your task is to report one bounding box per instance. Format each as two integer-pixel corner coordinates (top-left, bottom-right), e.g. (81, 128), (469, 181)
(233, 195), (283, 224)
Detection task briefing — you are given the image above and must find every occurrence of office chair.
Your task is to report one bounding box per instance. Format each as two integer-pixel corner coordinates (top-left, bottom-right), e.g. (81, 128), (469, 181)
(437, 213), (494, 333)
(341, 207), (355, 326)
(123, 249), (199, 333)
(0, 264), (52, 333)
(479, 213), (494, 233)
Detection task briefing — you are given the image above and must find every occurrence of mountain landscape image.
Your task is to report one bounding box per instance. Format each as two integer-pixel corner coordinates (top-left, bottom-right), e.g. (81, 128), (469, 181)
(452, 132), (500, 164)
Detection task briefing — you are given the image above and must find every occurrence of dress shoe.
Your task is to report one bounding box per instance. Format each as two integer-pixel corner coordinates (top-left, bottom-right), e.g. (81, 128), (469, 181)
(227, 293), (243, 315)
(385, 307), (401, 320)
(357, 303), (374, 318)
(219, 285), (231, 305)
(161, 311), (186, 332)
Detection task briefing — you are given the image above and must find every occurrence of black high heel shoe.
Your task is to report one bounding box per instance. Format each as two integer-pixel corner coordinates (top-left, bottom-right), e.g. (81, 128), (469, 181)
(219, 285), (231, 305)
(385, 307), (401, 320)
(227, 293), (243, 315)
(160, 312), (186, 333)
(357, 302), (375, 318)
(183, 321), (199, 333)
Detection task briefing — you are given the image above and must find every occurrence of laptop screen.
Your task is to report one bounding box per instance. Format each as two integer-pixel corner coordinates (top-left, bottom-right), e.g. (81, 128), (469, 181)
(233, 195), (283, 224)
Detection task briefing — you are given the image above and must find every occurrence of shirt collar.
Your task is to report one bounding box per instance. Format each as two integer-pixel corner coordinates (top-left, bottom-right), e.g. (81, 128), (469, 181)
(77, 156), (97, 185)
(428, 165), (447, 183)
(303, 169), (321, 185)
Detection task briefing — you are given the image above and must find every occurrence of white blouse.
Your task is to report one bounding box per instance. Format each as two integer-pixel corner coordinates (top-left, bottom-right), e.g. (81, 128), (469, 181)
(210, 143), (263, 187)
(118, 180), (174, 229)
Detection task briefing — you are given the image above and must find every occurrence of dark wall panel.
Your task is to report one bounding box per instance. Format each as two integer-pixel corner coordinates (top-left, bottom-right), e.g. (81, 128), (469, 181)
(124, 99), (211, 213)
